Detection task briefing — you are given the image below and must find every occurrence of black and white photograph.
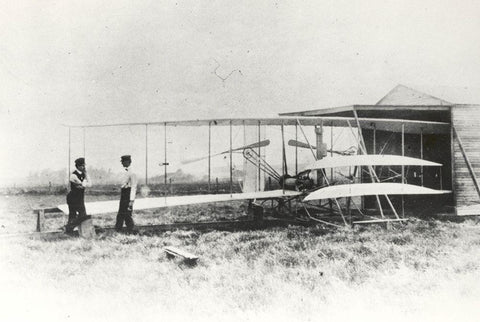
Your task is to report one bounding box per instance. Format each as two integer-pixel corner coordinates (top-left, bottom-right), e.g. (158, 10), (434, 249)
(1, 1), (480, 321)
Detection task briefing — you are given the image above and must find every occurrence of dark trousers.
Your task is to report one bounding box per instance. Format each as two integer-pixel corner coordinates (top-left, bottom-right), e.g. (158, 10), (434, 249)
(115, 188), (134, 231)
(66, 193), (86, 232)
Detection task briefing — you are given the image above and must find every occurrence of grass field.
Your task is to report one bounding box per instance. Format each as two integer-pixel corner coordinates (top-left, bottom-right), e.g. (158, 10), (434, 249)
(1, 195), (480, 322)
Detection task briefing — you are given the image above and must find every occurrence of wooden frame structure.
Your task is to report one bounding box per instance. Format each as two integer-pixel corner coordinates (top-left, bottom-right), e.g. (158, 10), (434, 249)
(65, 116), (448, 197)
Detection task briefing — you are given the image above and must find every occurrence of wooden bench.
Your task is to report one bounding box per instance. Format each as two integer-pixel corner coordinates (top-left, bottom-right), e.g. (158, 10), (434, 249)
(164, 246), (199, 265)
(33, 207), (62, 232)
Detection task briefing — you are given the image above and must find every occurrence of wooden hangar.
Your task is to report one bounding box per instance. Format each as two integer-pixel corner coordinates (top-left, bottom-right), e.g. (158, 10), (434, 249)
(281, 84), (480, 216)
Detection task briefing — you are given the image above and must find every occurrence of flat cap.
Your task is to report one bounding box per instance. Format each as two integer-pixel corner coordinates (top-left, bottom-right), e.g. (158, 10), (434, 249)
(121, 155), (131, 162)
(75, 157), (85, 166)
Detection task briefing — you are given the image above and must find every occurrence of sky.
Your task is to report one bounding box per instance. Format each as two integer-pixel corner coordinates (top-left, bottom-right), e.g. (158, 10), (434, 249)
(1, 0), (480, 184)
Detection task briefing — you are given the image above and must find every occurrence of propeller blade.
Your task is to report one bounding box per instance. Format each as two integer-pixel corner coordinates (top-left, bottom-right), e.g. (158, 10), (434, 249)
(288, 140), (357, 156)
(289, 139), (328, 158)
(180, 155), (215, 165)
(229, 139), (270, 153)
(181, 139), (270, 165)
(288, 139), (316, 150)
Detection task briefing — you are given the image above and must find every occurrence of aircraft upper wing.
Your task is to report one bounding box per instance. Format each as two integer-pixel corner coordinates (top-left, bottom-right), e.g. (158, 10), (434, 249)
(67, 116), (450, 134)
(304, 183), (450, 201)
(57, 190), (301, 215)
(307, 155), (442, 170)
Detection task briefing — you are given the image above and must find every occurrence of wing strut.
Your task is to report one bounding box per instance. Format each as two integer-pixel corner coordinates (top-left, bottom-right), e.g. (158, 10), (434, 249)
(281, 123), (287, 176)
(350, 109), (400, 219)
(347, 118), (385, 218)
(208, 121), (211, 192)
(297, 119), (348, 226)
(296, 119), (317, 160)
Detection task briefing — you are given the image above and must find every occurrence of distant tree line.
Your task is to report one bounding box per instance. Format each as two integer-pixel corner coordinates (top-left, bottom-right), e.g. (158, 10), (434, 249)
(14, 167), (246, 188)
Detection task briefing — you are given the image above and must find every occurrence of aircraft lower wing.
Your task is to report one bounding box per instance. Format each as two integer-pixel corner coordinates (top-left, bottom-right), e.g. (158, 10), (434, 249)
(57, 189), (301, 215)
(307, 155), (441, 170)
(304, 183), (450, 201)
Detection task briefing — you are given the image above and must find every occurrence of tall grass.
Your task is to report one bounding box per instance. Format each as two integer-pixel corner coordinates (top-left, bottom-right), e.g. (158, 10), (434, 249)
(1, 196), (480, 321)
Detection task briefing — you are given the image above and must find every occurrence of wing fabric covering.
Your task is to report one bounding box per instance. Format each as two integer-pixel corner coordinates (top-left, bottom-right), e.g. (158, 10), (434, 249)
(308, 155), (441, 170)
(57, 190), (301, 215)
(304, 183), (450, 201)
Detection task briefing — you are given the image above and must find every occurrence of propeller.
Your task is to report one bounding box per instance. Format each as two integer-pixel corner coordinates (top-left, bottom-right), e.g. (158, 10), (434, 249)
(181, 139), (271, 165)
(288, 139), (357, 156)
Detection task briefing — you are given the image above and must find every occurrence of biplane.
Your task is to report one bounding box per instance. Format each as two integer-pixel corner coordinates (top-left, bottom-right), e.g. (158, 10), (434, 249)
(55, 113), (451, 231)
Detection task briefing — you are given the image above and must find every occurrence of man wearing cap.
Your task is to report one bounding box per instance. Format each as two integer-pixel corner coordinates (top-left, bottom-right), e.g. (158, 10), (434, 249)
(65, 157), (92, 233)
(115, 155), (137, 233)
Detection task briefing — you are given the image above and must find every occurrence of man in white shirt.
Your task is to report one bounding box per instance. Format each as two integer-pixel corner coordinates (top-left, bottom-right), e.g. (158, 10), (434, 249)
(115, 155), (137, 233)
(66, 157), (92, 233)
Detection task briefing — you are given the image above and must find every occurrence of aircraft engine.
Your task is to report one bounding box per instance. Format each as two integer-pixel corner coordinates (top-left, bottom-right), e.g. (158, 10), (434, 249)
(279, 170), (314, 191)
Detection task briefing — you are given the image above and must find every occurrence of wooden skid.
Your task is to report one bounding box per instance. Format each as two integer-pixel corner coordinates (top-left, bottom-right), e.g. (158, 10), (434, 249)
(352, 218), (408, 225)
(121, 218), (309, 233)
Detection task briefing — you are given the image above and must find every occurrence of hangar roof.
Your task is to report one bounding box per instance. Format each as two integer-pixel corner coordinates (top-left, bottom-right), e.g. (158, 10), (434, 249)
(279, 85), (454, 123)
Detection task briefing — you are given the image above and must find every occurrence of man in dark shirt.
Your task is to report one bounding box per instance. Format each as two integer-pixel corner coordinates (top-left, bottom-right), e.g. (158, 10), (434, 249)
(65, 157), (91, 233)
